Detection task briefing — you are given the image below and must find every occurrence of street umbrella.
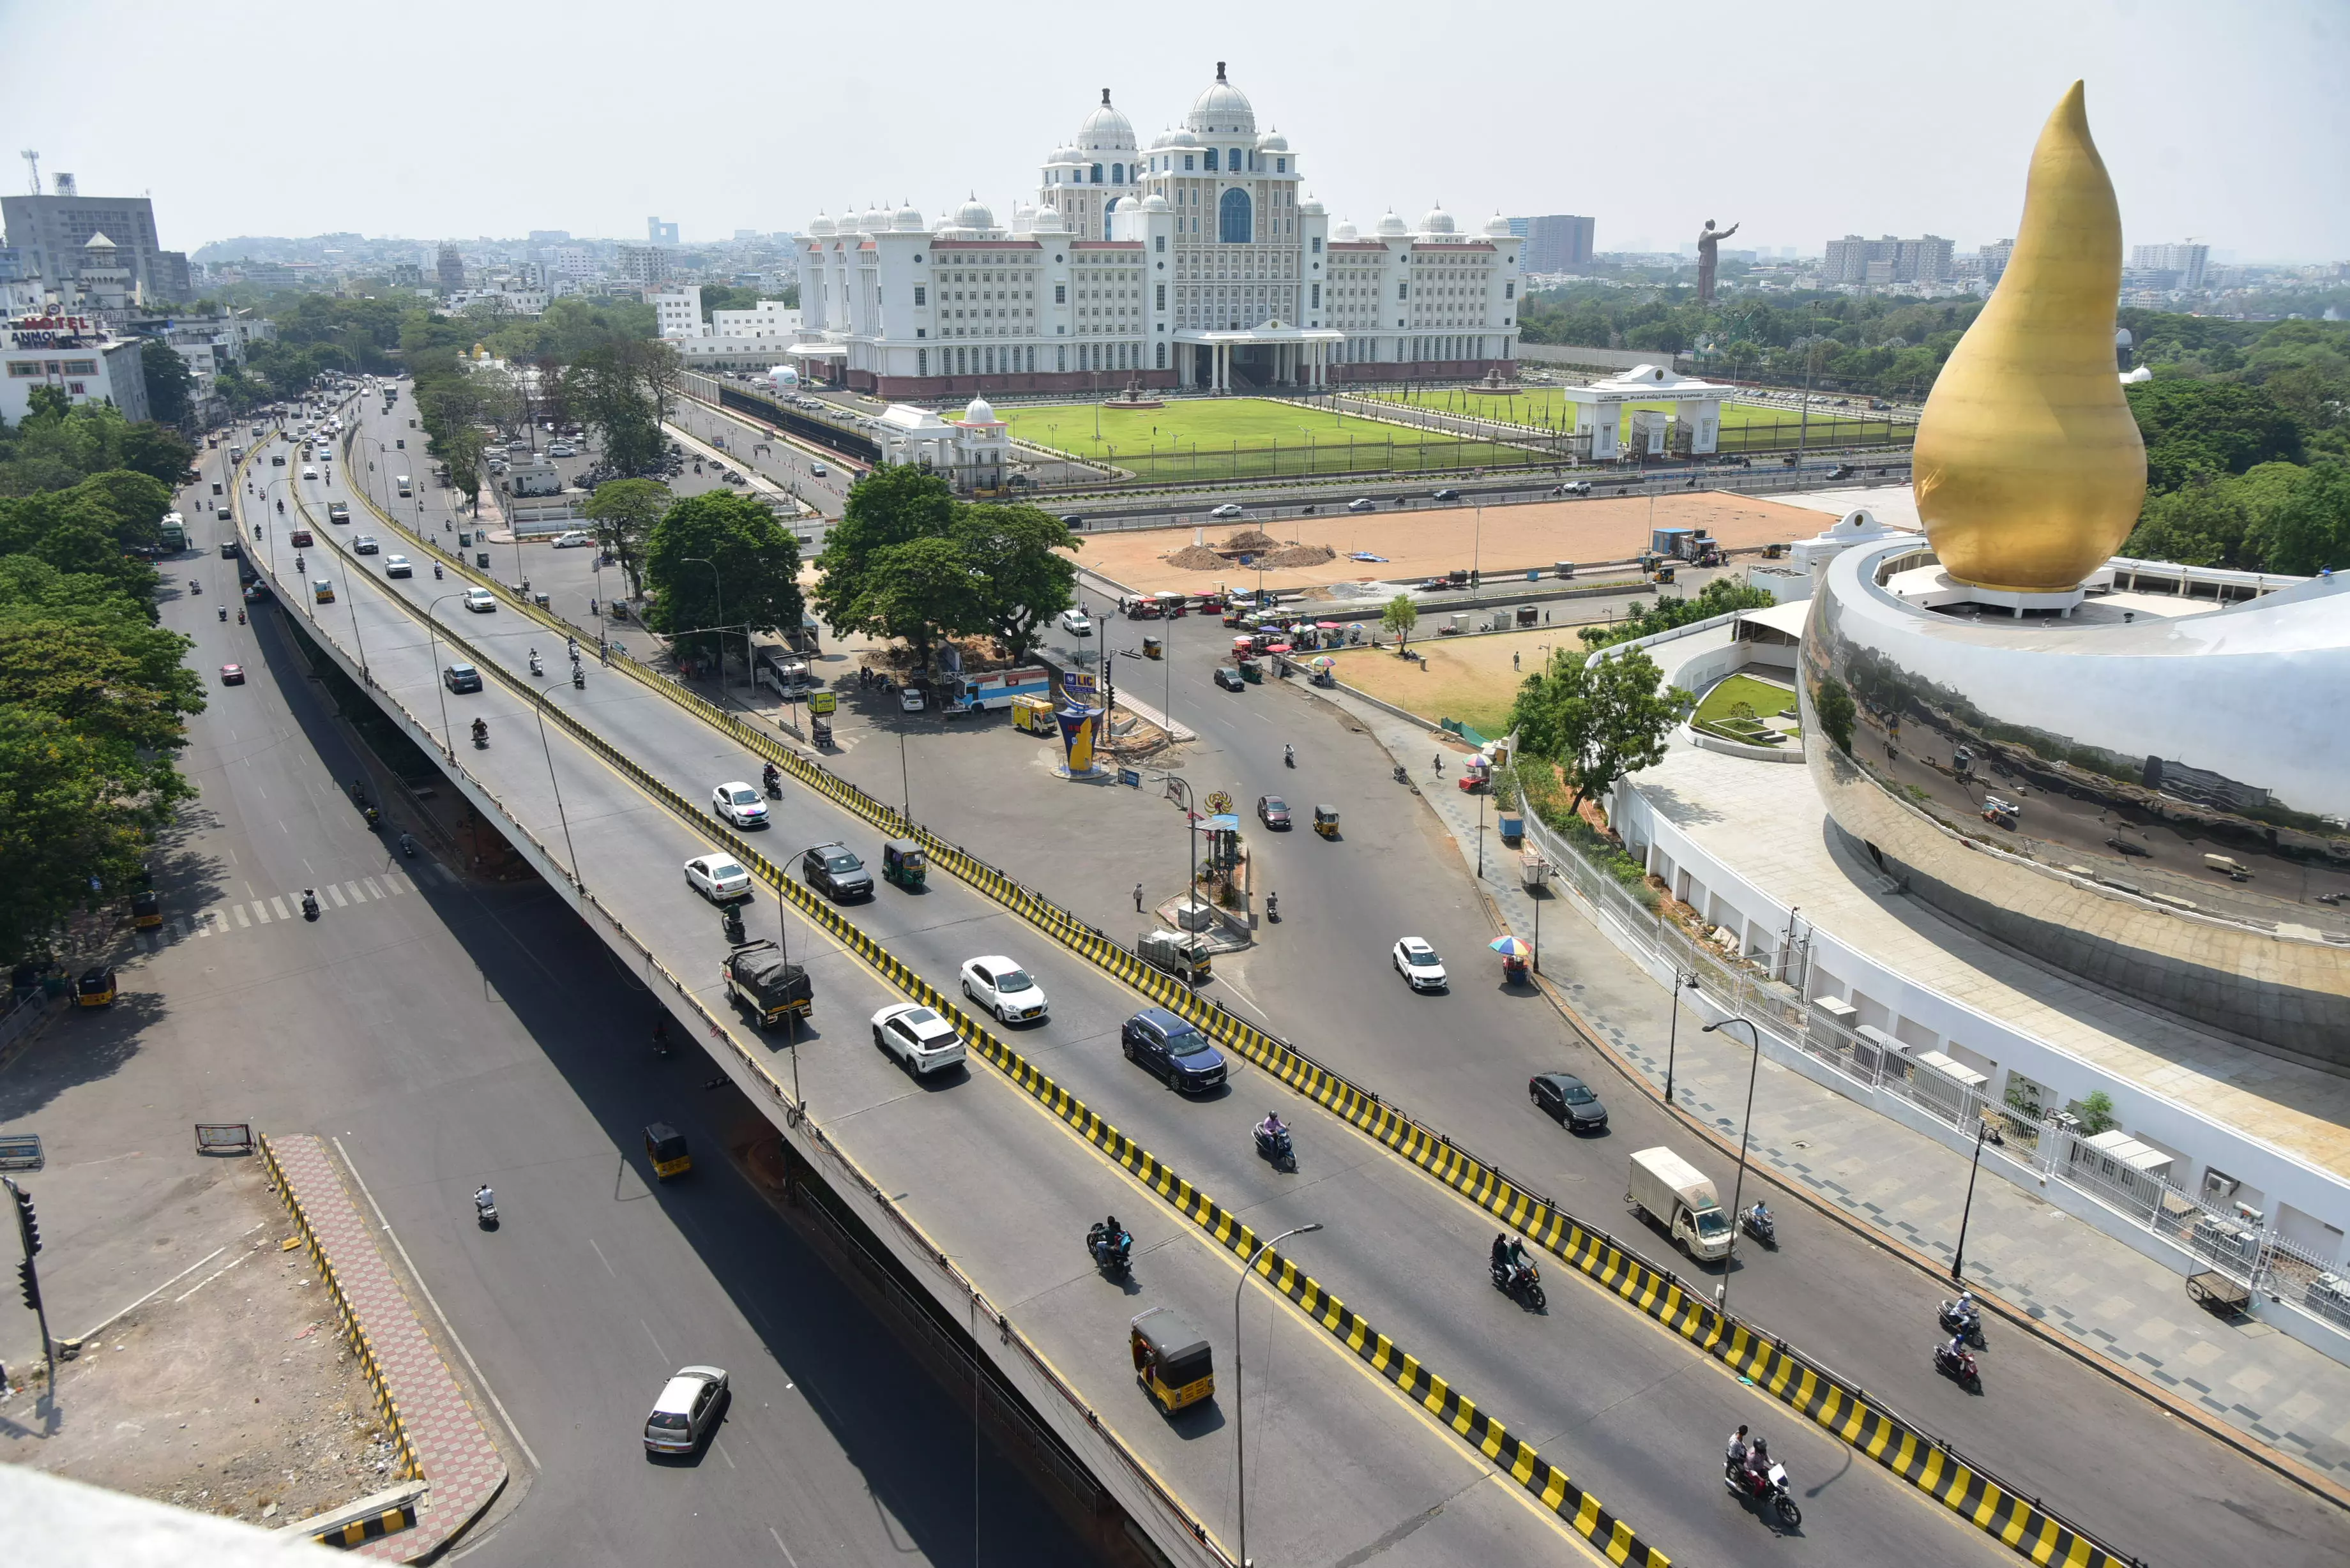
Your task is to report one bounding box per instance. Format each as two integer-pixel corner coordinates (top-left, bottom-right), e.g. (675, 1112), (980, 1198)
(1488, 935), (1535, 957)
(1310, 655), (1336, 671)
(1316, 621), (1342, 629)
(1266, 642), (1293, 654)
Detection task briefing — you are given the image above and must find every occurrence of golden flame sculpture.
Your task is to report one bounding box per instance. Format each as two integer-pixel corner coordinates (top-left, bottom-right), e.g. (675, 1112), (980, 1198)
(1914, 82), (2146, 592)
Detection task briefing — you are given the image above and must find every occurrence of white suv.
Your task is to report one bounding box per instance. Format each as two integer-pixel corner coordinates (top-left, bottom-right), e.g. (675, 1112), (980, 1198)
(871, 1004), (966, 1076)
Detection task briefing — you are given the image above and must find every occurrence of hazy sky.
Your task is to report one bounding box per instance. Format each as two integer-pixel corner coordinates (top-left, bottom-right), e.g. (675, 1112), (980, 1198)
(6, 0), (2345, 261)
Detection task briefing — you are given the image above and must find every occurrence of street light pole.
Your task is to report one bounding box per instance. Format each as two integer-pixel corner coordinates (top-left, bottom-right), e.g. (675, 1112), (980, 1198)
(1702, 1015), (1763, 1312)
(682, 555), (724, 693)
(1662, 970), (1698, 1104)
(1952, 1118), (1992, 1283)
(1236, 1221), (1322, 1568)
(424, 592), (466, 756)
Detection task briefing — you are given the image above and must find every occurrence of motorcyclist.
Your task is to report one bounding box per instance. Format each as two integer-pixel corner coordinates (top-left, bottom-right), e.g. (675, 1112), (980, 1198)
(1747, 1199), (1771, 1229)
(218, 605), (228, 621)
(529, 648), (543, 675)
(1944, 1332), (1970, 1363)
(300, 887), (319, 917)
(762, 762), (780, 792)
(474, 1184), (495, 1212)
(1283, 743), (1294, 767)
(1256, 1111), (1287, 1145)
(1725, 1423), (1750, 1478)
(1743, 1435), (1772, 1491)
(1265, 890), (1278, 919)
(471, 716), (489, 743)
(399, 832), (418, 857)
(433, 562), (443, 579)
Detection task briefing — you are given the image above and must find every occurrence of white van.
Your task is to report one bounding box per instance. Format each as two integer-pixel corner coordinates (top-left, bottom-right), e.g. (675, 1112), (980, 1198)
(396, 475), (413, 497)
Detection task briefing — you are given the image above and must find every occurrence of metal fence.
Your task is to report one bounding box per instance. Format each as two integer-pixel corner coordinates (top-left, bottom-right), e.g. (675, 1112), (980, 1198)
(1510, 780), (2350, 1333)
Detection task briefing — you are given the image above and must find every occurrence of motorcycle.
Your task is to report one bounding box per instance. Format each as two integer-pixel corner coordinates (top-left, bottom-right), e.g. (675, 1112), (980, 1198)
(572, 667), (586, 690)
(763, 773), (782, 800)
(529, 652), (543, 677)
(471, 718), (489, 749)
(474, 1189), (499, 1229)
(1086, 1223), (1133, 1279)
(1934, 1341), (1983, 1393)
(1283, 745), (1295, 768)
(1254, 1124), (1296, 1173)
(432, 563), (443, 580)
(300, 889), (321, 921)
(1938, 1300), (1987, 1348)
(1265, 891), (1278, 922)
(1725, 1458), (1802, 1528)
(363, 805), (381, 829)
(1740, 1207), (1777, 1249)
(1490, 1257), (1547, 1311)
(399, 833), (418, 859)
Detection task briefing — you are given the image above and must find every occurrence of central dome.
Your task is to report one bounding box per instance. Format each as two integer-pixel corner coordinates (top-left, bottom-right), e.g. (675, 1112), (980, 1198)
(1185, 61), (1256, 135)
(955, 197), (996, 232)
(1079, 88), (1135, 149)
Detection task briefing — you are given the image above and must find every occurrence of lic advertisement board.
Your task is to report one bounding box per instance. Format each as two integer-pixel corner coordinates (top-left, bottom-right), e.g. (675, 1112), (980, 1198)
(1057, 669), (1101, 774)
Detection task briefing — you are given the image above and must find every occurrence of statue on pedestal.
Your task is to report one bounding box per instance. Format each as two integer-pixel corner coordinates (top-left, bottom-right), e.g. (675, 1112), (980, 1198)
(1695, 218), (1740, 305)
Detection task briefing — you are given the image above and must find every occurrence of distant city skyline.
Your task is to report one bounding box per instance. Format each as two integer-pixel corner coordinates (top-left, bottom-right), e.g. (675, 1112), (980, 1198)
(6, 1), (2345, 264)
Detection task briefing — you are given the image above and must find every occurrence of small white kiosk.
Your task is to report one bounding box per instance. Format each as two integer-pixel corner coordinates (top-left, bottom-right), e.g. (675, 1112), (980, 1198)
(1559, 363), (1734, 460)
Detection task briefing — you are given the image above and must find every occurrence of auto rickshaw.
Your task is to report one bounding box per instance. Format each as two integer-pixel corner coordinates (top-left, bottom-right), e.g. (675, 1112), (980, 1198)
(1130, 1306), (1215, 1413)
(76, 965), (118, 1008)
(313, 578), (335, 604)
(1314, 804), (1340, 840)
(1142, 635), (1163, 660)
(1238, 658), (1264, 684)
(881, 838), (927, 890)
(644, 1122), (693, 1180)
(131, 889), (162, 930)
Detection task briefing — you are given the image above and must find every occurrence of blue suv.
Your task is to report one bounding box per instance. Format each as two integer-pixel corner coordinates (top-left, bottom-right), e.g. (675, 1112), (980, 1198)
(1121, 1007), (1227, 1094)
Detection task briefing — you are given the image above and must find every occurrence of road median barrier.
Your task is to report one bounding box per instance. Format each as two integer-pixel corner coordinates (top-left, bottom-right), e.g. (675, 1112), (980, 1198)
(342, 459), (2132, 1568)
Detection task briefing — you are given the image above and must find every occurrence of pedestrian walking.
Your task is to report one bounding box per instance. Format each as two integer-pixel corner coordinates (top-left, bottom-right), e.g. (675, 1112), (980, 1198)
(1433, 753), (1444, 778)
(1513, 651), (1520, 670)
(1134, 882), (1146, 912)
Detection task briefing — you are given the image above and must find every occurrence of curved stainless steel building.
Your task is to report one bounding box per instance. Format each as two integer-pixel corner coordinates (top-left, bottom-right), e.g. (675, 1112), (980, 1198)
(1801, 538), (2350, 1066)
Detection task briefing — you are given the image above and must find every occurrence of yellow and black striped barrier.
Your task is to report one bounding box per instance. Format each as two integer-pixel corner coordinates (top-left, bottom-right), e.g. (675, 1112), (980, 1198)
(338, 474), (2118, 1568)
(308, 1494), (420, 1549)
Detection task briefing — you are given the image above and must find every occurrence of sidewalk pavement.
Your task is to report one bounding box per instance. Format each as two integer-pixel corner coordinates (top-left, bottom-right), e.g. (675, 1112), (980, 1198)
(268, 1136), (508, 1558)
(1308, 672), (2350, 1489)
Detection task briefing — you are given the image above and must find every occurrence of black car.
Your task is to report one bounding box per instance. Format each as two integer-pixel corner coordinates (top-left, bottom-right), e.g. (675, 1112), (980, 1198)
(1432, 487), (1462, 501)
(1121, 1007), (1227, 1094)
(443, 662), (483, 693)
(802, 842), (874, 900)
(1529, 1072), (1609, 1132)
(1214, 666), (1245, 692)
(1256, 794), (1292, 828)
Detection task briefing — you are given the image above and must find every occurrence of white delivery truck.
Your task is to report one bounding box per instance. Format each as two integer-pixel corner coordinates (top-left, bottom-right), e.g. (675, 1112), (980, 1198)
(1627, 1146), (1733, 1261)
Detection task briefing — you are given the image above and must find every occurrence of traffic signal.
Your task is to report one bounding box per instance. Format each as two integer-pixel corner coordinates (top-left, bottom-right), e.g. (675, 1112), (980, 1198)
(8, 1184), (36, 1256)
(17, 1258), (38, 1313)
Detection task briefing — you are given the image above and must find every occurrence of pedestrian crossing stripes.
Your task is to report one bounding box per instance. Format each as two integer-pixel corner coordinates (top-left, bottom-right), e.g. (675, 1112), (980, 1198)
(158, 871), (416, 944)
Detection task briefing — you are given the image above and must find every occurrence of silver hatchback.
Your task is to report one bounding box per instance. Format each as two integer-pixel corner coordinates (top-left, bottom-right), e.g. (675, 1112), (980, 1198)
(643, 1364), (729, 1455)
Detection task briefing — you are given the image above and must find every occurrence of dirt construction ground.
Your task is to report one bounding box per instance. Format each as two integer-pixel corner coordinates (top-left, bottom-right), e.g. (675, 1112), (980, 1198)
(1088, 490), (1828, 596)
(1329, 621), (1618, 738)
(0, 1157), (398, 1530)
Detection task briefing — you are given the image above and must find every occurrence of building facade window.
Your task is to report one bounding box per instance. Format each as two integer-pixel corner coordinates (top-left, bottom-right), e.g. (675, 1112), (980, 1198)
(1155, 234), (1165, 252)
(1112, 163), (1124, 183)
(913, 285), (926, 305)
(1277, 157), (1287, 172)
(1091, 163), (1103, 182)
(1055, 283), (1067, 303)
(1204, 148), (1219, 172)
(1218, 188), (1253, 244)
(1156, 342), (1167, 368)
(918, 349), (927, 376)
(1156, 283), (1166, 309)
(1310, 282), (1321, 308)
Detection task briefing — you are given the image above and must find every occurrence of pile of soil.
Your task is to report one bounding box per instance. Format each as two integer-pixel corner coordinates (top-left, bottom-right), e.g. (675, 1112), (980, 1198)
(1223, 529), (1281, 551)
(1257, 543), (1337, 568)
(1164, 545), (1227, 570)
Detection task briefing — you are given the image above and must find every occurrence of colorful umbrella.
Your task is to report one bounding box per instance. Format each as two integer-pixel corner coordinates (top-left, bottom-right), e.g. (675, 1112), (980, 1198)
(1488, 935), (1534, 957)
(1310, 655), (1336, 670)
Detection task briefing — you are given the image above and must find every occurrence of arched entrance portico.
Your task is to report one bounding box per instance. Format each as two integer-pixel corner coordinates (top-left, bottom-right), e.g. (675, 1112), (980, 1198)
(1178, 321), (1347, 392)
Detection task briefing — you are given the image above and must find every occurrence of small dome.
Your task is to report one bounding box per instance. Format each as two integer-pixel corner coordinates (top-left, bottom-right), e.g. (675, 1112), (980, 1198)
(1256, 130), (1289, 153)
(1033, 206), (1067, 234)
(1169, 128), (1199, 147)
(1141, 192), (1170, 212)
(807, 213), (834, 237)
(1185, 62), (1256, 135)
(1376, 211), (1407, 237)
(1050, 144), (1081, 166)
(860, 206), (889, 232)
(963, 395), (997, 424)
(1298, 195), (1325, 217)
(1420, 206), (1455, 235)
(1333, 220), (1359, 241)
(1149, 127), (1175, 151)
(955, 197), (995, 231)
(1483, 212), (1513, 238)
(1079, 89), (1136, 149)
(894, 203), (926, 230)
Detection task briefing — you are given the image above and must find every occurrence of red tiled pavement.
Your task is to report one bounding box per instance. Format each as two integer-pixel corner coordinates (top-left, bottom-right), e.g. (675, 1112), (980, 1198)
(266, 1134), (507, 1558)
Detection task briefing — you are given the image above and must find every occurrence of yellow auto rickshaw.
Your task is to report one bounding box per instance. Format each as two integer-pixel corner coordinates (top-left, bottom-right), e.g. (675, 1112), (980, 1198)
(881, 838), (927, 891)
(1314, 805), (1340, 840)
(312, 578), (335, 604)
(1142, 635), (1164, 660)
(1130, 1306), (1215, 1413)
(644, 1122), (693, 1180)
(132, 889), (162, 930)
(76, 965), (118, 1008)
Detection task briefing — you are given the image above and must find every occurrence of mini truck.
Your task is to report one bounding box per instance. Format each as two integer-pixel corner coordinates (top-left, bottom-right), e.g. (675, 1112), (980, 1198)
(1627, 1145), (1733, 1261)
(722, 939), (812, 1030)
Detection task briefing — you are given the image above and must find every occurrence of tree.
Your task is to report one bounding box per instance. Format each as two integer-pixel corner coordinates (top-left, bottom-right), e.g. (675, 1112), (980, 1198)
(643, 491), (802, 665)
(0, 706), (165, 963)
(2123, 475), (2251, 568)
(1810, 676), (1857, 756)
(955, 504), (1077, 660)
(813, 465), (958, 638)
(1507, 645), (1690, 813)
(1381, 592), (1418, 647)
(583, 478), (672, 596)
(572, 338), (671, 477)
(140, 339), (197, 429)
(2247, 458), (2350, 575)
(861, 536), (983, 672)
(2126, 378), (2304, 492)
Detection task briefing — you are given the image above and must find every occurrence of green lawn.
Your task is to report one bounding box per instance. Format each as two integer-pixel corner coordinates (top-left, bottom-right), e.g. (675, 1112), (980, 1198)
(1365, 386), (1908, 450)
(1694, 673), (1800, 737)
(996, 396), (1524, 482)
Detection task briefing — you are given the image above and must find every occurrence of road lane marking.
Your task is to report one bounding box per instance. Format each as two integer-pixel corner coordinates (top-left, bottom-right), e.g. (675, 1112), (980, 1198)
(252, 900), (271, 924)
(640, 1318), (667, 1363)
(345, 880), (366, 902)
(269, 895), (292, 921)
(326, 884), (349, 908)
(588, 1237), (618, 1279)
(233, 905), (251, 928)
(768, 1527), (799, 1566)
(362, 875), (386, 900)
(386, 870), (414, 894)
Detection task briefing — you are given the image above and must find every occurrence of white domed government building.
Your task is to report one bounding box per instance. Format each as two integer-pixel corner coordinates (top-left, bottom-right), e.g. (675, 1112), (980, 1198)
(794, 63), (1524, 398)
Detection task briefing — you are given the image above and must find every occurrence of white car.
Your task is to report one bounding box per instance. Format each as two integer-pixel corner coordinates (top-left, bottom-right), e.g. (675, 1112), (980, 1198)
(1059, 609), (1093, 636)
(711, 781), (769, 829)
(959, 955), (1049, 1023)
(871, 1003), (967, 1075)
(383, 554), (413, 578)
(550, 530), (592, 548)
(899, 686), (926, 712)
(547, 442), (577, 457)
(1392, 937), (1448, 991)
(684, 854), (754, 902)
(464, 588), (496, 612)
(643, 1365), (729, 1455)
(352, 534), (379, 554)
(301, 466), (319, 480)
(1209, 502), (1247, 519)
